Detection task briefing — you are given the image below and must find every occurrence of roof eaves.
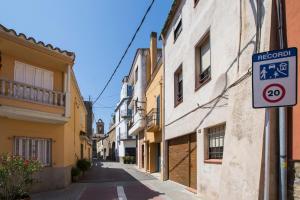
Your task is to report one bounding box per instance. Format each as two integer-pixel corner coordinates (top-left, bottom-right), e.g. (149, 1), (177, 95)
(0, 24), (75, 61)
(160, 0), (182, 38)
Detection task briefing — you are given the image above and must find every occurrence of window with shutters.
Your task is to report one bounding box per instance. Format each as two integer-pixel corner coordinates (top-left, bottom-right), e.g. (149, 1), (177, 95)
(14, 61), (54, 90)
(195, 33), (211, 90)
(14, 137), (52, 166)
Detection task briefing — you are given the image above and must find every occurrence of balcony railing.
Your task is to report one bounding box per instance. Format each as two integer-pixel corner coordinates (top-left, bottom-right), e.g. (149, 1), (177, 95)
(0, 78), (65, 107)
(146, 108), (159, 132)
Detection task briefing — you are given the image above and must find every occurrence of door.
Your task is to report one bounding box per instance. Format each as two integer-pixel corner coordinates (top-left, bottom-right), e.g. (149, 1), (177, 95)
(142, 144), (144, 168)
(156, 143), (161, 172)
(168, 133), (197, 189)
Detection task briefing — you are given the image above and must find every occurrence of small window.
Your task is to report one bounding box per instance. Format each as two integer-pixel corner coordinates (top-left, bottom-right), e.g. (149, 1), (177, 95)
(195, 34), (211, 90)
(206, 124), (225, 160)
(174, 18), (182, 42)
(135, 67), (138, 83)
(14, 137), (52, 166)
(174, 65), (183, 106)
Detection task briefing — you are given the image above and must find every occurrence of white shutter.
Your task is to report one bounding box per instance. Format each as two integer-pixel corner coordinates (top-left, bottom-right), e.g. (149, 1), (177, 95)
(24, 65), (35, 99)
(43, 70), (53, 90)
(201, 39), (211, 71)
(14, 61), (26, 82)
(25, 65), (35, 85)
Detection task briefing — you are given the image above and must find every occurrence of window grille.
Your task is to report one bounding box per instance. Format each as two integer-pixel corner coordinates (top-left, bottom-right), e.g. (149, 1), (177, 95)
(207, 124), (225, 159)
(14, 137), (52, 166)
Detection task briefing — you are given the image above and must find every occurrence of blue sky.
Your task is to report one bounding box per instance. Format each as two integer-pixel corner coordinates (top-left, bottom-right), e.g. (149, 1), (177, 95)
(0, 0), (173, 132)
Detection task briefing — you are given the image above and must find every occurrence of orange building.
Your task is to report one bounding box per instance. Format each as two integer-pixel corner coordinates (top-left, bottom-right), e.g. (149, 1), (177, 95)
(0, 24), (91, 192)
(285, 0), (300, 198)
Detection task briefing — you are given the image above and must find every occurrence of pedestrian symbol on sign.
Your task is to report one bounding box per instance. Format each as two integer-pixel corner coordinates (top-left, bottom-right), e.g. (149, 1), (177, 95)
(260, 61), (289, 80)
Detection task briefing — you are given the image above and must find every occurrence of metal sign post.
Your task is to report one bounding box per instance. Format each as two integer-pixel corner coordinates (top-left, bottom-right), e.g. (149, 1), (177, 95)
(252, 47), (297, 199)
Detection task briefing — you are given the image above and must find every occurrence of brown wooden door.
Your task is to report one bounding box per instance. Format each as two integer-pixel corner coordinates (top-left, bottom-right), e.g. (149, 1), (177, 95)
(168, 135), (189, 187)
(168, 133), (197, 189)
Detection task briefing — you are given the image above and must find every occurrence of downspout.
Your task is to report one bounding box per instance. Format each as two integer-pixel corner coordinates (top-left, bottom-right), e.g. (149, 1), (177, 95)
(160, 33), (168, 181)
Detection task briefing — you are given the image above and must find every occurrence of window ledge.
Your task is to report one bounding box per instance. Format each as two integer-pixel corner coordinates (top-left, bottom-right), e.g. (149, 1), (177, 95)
(195, 77), (211, 92)
(204, 159), (222, 164)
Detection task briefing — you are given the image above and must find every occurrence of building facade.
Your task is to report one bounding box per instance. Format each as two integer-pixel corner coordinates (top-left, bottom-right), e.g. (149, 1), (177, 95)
(161, 0), (277, 199)
(143, 32), (164, 179)
(286, 0), (300, 198)
(0, 24), (91, 192)
(84, 100), (93, 138)
(127, 48), (148, 168)
(115, 76), (136, 163)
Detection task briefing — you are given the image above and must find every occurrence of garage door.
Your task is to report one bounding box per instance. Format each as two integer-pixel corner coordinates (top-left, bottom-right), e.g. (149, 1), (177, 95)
(168, 133), (197, 189)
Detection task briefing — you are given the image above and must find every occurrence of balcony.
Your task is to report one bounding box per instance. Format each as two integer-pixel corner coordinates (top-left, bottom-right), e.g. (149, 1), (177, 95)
(120, 108), (132, 119)
(0, 78), (65, 107)
(146, 108), (160, 132)
(0, 78), (68, 124)
(118, 132), (135, 141)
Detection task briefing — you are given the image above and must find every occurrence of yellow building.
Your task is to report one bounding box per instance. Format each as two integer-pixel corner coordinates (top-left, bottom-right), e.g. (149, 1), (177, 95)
(0, 24), (91, 192)
(143, 32), (164, 179)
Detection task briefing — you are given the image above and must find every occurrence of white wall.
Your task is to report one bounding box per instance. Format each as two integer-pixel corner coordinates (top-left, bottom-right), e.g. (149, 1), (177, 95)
(163, 0), (273, 199)
(128, 49), (148, 136)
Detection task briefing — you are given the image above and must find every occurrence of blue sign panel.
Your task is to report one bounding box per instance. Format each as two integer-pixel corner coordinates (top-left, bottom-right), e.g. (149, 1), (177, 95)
(260, 61), (289, 80)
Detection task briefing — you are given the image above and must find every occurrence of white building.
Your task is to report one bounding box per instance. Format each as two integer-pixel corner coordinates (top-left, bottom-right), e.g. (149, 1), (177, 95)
(161, 0), (277, 199)
(127, 49), (149, 167)
(115, 76), (136, 163)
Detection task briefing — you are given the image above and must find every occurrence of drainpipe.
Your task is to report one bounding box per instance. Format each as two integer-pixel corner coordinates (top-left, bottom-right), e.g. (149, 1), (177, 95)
(275, 0), (287, 199)
(160, 33), (168, 181)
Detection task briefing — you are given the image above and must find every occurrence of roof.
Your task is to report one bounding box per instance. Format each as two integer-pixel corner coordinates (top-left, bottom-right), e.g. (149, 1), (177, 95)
(0, 24), (75, 61)
(160, 0), (182, 38)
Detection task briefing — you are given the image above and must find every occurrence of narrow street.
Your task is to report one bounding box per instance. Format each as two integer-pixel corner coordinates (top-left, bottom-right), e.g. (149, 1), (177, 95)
(32, 162), (199, 200)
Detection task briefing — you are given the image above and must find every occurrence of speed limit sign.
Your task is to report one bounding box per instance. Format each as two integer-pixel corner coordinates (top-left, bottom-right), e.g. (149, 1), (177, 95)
(252, 48), (297, 108)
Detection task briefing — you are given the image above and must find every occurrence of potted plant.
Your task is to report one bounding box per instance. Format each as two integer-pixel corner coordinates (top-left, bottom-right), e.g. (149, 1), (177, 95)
(71, 167), (81, 182)
(76, 159), (91, 175)
(0, 154), (42, 200)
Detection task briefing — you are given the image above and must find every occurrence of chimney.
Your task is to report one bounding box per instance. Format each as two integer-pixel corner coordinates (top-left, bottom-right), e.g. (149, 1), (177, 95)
(150, 32), (157, 74)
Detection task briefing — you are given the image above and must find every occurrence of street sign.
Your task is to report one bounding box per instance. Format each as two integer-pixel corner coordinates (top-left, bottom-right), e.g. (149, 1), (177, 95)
(252, 47), (297, 108)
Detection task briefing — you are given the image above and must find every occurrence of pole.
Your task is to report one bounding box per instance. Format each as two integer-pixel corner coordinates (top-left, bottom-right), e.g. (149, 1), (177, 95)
(276, 0), (287, 199)
(264, 109), (270, 200)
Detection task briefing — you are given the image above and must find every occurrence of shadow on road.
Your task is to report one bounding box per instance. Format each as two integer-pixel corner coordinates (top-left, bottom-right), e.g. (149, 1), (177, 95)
(78, 161), (164, 200)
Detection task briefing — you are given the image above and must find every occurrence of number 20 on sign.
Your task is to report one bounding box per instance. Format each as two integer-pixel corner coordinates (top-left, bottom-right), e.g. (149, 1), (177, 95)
(252, 47), (298, 108)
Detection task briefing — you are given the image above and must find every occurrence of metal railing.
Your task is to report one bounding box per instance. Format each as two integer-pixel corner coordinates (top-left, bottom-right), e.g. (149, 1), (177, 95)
(0, 78), (65, 107)
(146, 108), (159, 131)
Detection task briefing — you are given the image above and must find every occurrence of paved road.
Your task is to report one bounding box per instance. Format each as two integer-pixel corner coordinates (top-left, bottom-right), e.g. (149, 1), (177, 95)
(32, 161), (200, 200)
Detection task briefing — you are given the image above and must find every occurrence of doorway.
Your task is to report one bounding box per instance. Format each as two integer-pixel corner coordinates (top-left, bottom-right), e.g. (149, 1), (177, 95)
(156, 143), (161, 172)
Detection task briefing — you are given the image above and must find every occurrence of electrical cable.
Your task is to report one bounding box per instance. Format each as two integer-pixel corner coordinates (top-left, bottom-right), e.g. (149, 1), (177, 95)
(92, 0), (156, 105)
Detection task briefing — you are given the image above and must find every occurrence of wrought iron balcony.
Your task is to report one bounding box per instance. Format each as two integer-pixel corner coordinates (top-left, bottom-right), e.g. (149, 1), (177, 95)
(0, 78), (65, 107)
(146, 108), (160, 132)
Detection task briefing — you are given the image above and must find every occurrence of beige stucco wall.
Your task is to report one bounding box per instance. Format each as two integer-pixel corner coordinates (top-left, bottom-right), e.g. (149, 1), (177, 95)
(163, 0), (275, 199)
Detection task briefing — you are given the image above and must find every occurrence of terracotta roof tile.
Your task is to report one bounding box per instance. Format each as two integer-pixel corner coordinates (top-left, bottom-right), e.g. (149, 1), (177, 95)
(0, 24), (75, 61)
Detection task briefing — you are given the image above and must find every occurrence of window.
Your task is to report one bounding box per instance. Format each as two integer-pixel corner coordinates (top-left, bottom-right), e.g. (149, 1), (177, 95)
(156, 95), (160, 125)
(206, 124), (225, 160)
(14, 137), (52, 166)
(14, 61), (54, 102)
(174, 18), (182, 42)
(174, 66), (183, 106)
(195, 34), (211, 90)
(135, 67), (138, 83)
(14, 61), (54, 90)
